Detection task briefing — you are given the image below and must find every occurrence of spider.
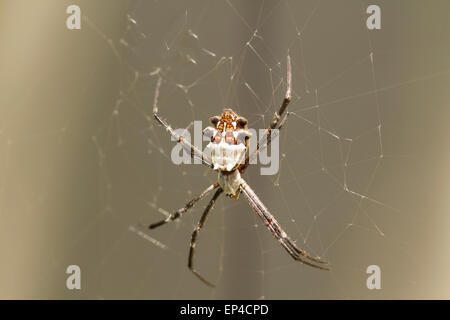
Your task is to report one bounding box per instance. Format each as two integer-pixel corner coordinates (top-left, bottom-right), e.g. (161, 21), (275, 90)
(148, 56), (329, 287)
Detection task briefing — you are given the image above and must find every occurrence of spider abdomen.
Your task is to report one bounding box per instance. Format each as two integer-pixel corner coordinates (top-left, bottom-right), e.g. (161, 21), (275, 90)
(208, 140), (246, 172)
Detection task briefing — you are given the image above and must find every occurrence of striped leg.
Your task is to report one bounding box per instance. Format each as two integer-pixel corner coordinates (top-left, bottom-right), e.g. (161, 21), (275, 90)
(188, 188), (223, 287)
(153, 77), (213, 168)
(148, 183), (219, 229)
(241, 55), (292, 172)
(240, 179), (329, 270)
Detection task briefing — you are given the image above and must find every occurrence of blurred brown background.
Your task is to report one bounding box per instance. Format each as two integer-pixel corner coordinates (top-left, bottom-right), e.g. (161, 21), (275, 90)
(0, 0), (449, 299)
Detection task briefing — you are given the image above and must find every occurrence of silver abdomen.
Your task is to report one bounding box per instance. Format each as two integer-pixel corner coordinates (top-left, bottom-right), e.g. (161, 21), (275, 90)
(207, 140), (246, 172)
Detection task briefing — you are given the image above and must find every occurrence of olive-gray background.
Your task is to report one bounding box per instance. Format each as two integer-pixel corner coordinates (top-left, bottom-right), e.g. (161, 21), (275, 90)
(0, 0), (449, 299)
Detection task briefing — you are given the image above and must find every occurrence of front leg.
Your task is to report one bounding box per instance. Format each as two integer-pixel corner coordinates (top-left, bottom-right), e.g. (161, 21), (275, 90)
(152, 77), (213, 168)
(241, 55), (292, 172)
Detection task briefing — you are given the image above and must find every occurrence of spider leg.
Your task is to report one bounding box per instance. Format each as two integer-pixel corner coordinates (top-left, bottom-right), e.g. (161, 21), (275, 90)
(241, 55), (292, 172)
(268, 54), (292, 130)
(188, 188), (223, 287)
(239, 179), (330, 270)
(148, 183), (219, 229)
(152, 77), (213, 168)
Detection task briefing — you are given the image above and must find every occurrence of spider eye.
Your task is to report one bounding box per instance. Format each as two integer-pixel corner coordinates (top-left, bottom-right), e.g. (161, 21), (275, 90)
(210, 116), (220, 126)
(236, 117), (248, 128)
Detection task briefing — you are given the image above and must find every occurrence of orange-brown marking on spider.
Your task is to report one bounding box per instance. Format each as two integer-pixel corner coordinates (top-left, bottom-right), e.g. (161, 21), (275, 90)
(225, 131), (236, 145)
(213, 132), (222, 143)
(217, 109), (238, 132)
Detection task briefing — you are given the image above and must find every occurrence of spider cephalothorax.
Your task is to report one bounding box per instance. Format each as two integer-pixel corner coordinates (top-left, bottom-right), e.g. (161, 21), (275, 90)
(203, 109), (251, 198)
(206, 108), (250, 146)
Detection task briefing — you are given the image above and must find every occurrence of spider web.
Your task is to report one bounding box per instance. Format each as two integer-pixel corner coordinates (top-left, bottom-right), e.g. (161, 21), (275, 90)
(1, 0), (450, 299)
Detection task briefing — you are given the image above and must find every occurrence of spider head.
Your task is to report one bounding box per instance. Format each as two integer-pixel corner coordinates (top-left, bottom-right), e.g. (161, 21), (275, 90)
(209, 108), (248, 133)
